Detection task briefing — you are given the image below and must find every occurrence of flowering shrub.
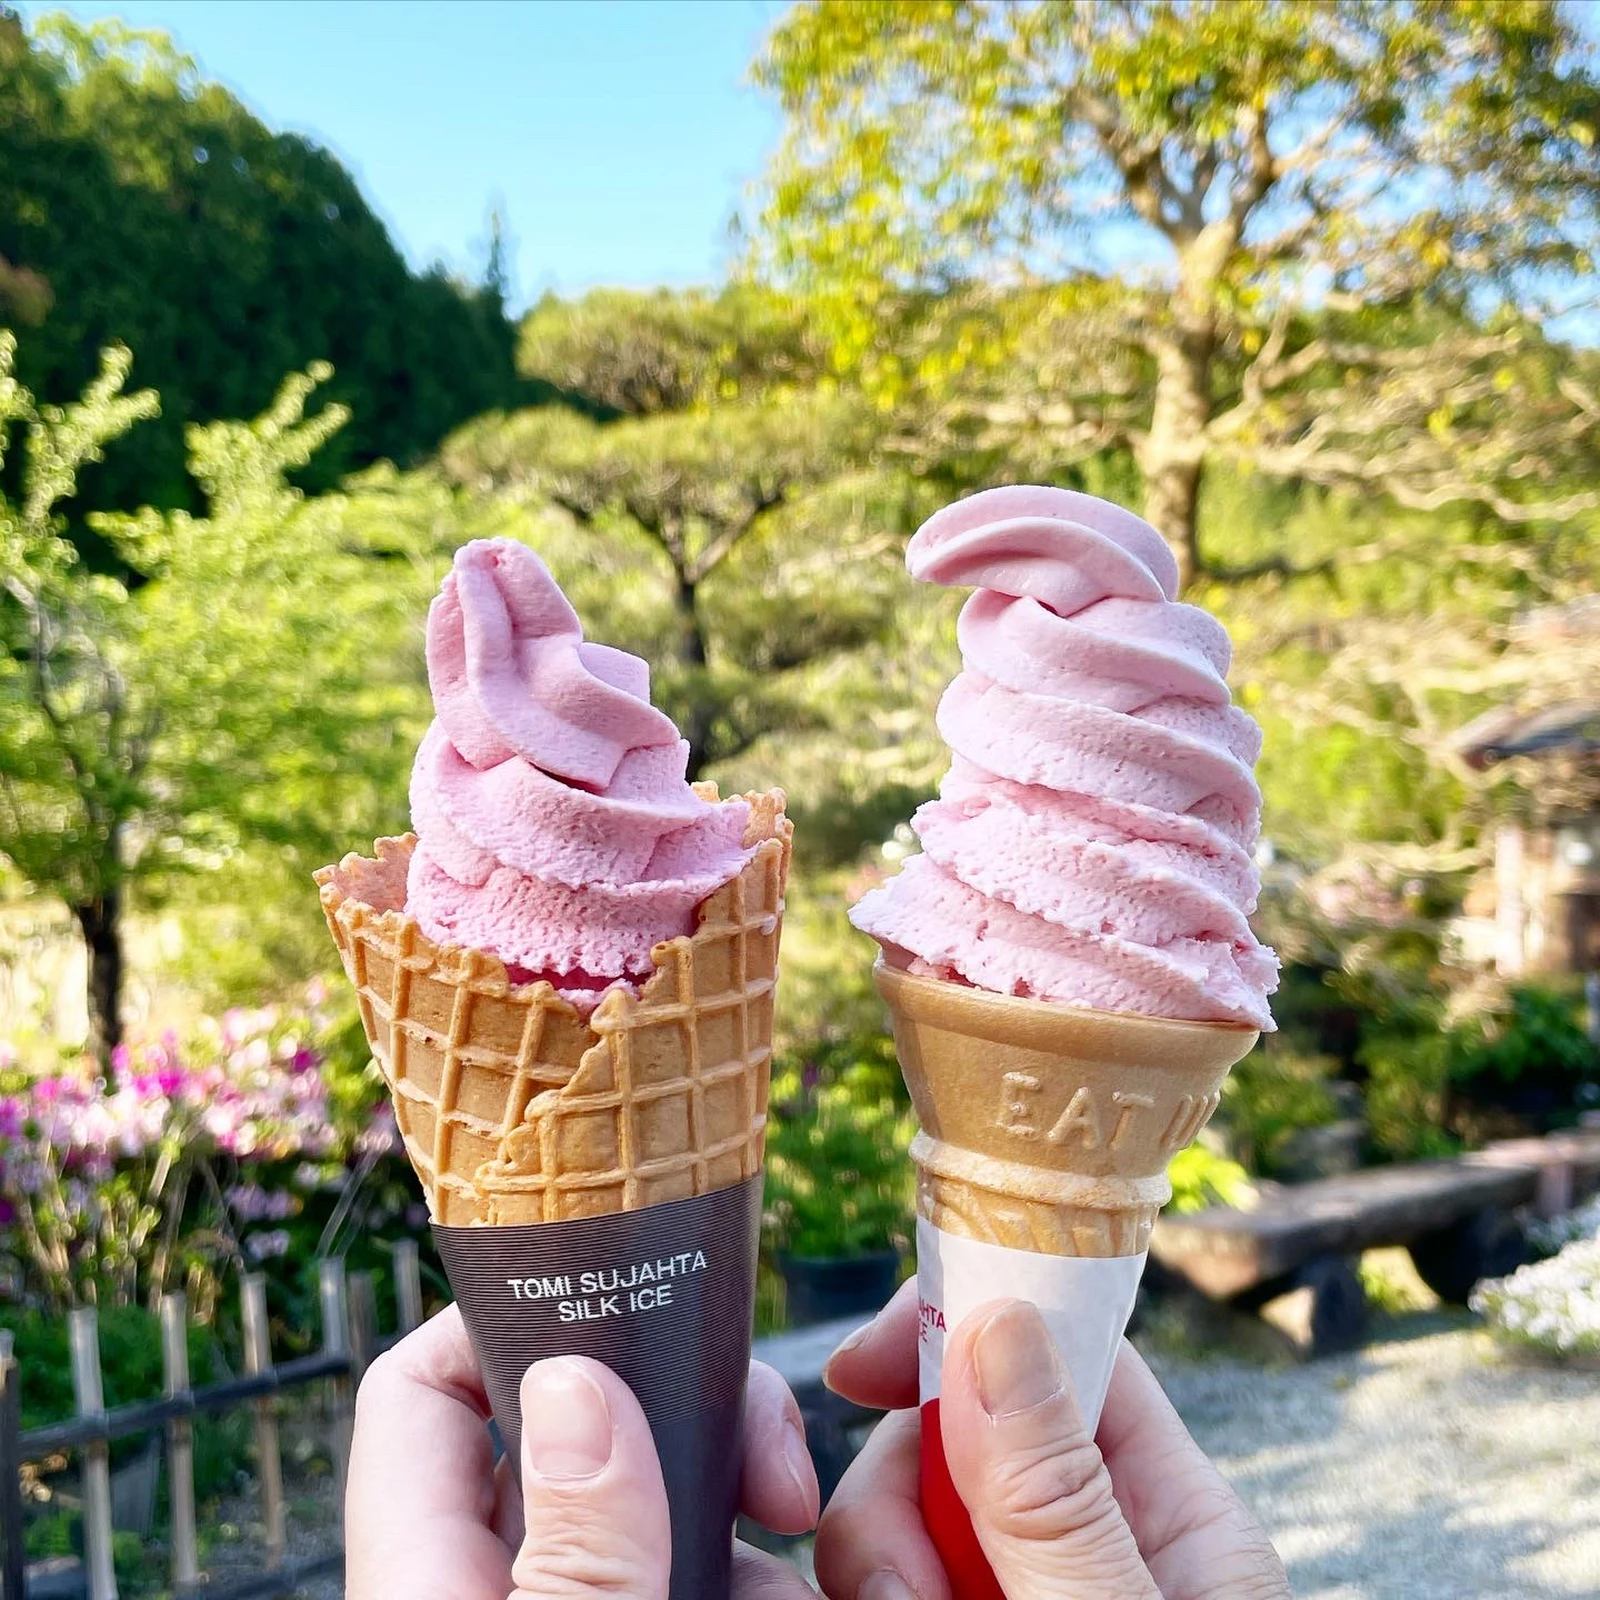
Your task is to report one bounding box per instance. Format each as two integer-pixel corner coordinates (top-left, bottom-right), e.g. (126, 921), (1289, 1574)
(1526, 1193), (1600, 1257)
(1470, 1239), (1600, 1362)
(0, 983), (415, 1320)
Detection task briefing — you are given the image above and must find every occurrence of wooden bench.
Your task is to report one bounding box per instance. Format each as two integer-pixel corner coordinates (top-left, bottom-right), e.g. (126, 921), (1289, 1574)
(1149, 1128), (1600, 1356)
(745, 1126), (1600, 1494)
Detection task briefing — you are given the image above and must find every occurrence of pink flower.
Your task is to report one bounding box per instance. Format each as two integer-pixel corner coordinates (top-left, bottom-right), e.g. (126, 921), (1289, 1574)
(355, 1105), (401, 1159)
(203, 1101), (242, 1146)
(9, 1156), (45, 1195)
(245, 1229), (291, 1262)
(289, 1075), (325, 1106)
(79, 1150), (114, 1183)
(228, 1182), (279, 1222)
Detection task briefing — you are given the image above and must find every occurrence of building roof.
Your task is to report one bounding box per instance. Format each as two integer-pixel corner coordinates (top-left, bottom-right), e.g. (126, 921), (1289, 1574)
(1456, 701), (1600, 768)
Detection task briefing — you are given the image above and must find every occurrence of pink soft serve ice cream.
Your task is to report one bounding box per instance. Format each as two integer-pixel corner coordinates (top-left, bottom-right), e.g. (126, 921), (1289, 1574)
(405, 538), (754, 1009)
(850, 485), (1277, 1029)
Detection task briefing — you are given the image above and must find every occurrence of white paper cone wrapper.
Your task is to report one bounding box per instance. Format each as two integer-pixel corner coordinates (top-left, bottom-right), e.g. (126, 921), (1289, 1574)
(916, 1217), (1146, 1429)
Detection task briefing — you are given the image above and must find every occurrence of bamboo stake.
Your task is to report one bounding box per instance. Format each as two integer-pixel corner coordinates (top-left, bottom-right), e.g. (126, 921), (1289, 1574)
(67, 1307), (117, 1600)
(393, 1239), (424, 1336)
(160, 1294), (200, 1591)
(0, 1332), (26, 1600)
(318, 1258), (353, 1512)
(240, 1276), (286, 1568)
(348, 1274), (378, 1384)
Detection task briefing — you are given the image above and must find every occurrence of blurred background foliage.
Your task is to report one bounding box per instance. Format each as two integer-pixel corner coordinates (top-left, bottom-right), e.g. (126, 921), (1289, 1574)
(5, 0), (1600, 1326)
(0, 12), (540, 517)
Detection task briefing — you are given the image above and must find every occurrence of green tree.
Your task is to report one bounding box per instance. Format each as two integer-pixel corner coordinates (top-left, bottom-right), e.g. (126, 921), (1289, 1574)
(754, 0), (1600, 585)
(441, 287), (908, 778)
(0, 9), (525, 515)
(0, 338), (430, 1066)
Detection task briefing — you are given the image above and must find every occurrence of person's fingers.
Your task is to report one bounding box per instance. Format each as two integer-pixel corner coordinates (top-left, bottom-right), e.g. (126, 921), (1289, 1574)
(733, 1541), (833, 1598)
(346, 1306), (518, 1600)
(941, 1300), (1160, 1600)
(740, 1360), (821, 1535)
(350, 1317), (831, 1598)
(510, 1356), (671, 1600)
(814, 1408), (952, 1600)
(822, 1276), (920, 1411)
(1099, 1344), (1290, 1600)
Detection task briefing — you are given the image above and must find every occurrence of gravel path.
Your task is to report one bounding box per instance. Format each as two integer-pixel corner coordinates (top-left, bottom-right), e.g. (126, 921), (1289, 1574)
(1151, 1316), (1600, 1599)
(202, 1310), (1599, 1599)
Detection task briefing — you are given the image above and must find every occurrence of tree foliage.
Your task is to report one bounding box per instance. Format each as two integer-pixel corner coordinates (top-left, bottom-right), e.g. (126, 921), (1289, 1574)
(754, 0), (1600, 582)
(0, 9), (526, 515)
(443, 287), (919, 780)
(0, 338), (438, 1063)
(6, 0), (1600, 1195)
(516, 283), (831, 416)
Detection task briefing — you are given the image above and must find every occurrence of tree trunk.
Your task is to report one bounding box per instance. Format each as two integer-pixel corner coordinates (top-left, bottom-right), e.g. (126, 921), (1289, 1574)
(73, 889), (123, 1074)
(672, 569), (714, 780)
(1137, 333), (1212, 591)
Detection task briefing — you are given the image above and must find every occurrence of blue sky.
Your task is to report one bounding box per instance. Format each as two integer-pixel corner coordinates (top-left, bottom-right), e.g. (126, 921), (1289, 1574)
(19, 0), (788, 309)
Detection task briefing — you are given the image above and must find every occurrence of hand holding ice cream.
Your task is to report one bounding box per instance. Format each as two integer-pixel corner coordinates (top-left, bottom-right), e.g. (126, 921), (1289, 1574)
(321, 497), (1278, 1600)
(850, 485), (1276, 1600)
(317, 537), (792, 1600)
(816, 1282), (1290, 1600)
(346, 1308), (820, 1600)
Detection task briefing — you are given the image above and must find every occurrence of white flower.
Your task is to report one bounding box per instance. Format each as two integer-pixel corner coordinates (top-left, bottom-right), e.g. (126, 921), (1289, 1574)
(1476, 1237), (1600, 1360)
(1527, 1196), (1600, 1254)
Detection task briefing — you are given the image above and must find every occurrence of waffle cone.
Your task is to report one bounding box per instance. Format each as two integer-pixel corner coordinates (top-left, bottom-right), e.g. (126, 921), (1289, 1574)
(316, 789), (791, 1226)
(876, 962), (1257, 1258)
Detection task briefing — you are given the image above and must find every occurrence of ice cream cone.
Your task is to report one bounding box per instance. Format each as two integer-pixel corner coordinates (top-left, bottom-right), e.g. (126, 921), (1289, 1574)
(876, 959), (1258, 1600)
(315, 788), (791, 1226)
(875, 961), (1259, 1261)
(317, 535), (793, 1600)
(849, 485), (1277, 1600)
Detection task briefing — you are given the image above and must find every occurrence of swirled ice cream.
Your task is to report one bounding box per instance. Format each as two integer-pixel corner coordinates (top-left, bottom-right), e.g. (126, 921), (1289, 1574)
(851, 486), (1277, 1029)
(406, 539), (753, 1009)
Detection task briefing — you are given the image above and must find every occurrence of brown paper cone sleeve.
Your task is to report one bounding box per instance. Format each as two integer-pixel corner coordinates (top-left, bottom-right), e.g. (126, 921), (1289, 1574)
(314, 788), (791, 1225)
(875, 961), (1258, 1259)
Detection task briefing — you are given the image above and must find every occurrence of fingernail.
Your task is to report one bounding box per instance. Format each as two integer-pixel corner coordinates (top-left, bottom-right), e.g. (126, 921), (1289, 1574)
(781, 1414), (812, 1501)
(860, 1571), (918, 1600)
(973, 1302), (1062, 1418)
(522, 1359), (614, 1481)
(822, 1318), (873, 1390)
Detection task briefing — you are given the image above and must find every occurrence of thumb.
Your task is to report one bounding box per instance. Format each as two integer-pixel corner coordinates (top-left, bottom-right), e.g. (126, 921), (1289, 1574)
(941, 1301), (1159, 1600)
(510, 1356), (671, 1599)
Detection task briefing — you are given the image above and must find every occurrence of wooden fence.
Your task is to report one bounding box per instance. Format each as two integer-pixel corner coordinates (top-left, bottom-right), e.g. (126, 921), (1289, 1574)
(0, 1259), (874, 1600)
(0, 1242), (423, 1600)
